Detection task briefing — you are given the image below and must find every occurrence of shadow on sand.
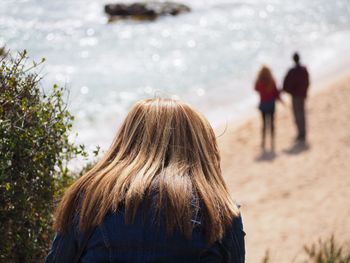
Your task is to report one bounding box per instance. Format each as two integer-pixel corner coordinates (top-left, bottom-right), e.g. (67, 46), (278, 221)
(255, 150), (277, 162)
(283, 141), (310, 155)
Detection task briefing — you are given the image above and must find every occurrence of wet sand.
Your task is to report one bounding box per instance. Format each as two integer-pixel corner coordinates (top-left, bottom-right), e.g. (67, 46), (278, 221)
(218, 71), (350, 262)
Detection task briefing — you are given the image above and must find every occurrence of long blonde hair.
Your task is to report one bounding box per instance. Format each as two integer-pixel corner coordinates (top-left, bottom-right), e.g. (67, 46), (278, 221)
(54, 98), (239, 243)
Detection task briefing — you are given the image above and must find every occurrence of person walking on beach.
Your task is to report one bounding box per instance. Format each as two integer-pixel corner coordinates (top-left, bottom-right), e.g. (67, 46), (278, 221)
(283, 52), (310, 142)
(46, 98), (246, 263)
(255, 66), (281, 152)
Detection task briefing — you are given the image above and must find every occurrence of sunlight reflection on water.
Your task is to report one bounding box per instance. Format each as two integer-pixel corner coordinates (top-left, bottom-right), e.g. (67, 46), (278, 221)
(1, 0), (350, 150)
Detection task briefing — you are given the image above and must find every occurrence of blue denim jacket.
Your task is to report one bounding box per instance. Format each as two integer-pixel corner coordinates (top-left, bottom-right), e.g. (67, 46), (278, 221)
(45, 207), (245, 263)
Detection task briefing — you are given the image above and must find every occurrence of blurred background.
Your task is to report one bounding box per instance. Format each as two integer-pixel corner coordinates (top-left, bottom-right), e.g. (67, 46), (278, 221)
(1, 1), (350, 262)
(1, 0), (350, 151)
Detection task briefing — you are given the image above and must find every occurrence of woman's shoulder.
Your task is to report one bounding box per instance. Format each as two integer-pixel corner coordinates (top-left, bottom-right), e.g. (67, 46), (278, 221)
(230, 214), (245, 234)
(220, 214), (246, 262)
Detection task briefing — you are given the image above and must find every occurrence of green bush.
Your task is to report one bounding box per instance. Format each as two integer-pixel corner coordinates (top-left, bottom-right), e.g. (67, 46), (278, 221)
(261, 236), (350, 263)
(304, 236), (350, 263)
(261, 249), (270, 263)
(0, 50), (86, 262)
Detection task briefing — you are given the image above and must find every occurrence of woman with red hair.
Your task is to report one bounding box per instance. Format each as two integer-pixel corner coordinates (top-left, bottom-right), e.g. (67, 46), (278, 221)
(255, 66), (281, 151)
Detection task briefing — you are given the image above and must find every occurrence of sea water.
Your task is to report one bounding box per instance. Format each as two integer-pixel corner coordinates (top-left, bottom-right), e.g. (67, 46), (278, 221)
(1, 0), (350, 151)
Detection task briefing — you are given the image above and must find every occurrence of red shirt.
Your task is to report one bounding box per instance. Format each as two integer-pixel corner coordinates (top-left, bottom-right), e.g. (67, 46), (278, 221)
(255, 80), (280, 103)
(283, 65), (309, 98)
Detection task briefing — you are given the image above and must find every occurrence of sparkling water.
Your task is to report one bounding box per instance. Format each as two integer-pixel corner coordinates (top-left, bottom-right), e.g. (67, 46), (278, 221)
(1, 0), (350, 150)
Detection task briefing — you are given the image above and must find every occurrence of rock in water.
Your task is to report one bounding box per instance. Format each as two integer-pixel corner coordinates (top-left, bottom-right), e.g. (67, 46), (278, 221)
(104, 1), (191, 21)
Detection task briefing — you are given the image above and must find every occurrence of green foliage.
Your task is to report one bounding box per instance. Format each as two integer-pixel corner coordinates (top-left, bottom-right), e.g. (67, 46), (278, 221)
(304, 236), (350, 263)
(0, 50), (86, 262)
(261, 236), (350, 263)
(0, 47), (5, 58)
(261, 249), (270, 263)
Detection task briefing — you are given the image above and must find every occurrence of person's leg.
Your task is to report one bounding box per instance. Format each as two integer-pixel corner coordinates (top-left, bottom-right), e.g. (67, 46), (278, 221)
(299, 98), (306, 141)
(293, 97), (306, 141)
(270, 111), (275, 151)
(261, 111), (266, 150)
(292, 97), (300, 140)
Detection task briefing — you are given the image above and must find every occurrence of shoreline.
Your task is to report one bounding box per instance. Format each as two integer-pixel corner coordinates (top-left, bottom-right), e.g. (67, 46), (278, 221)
(68, 47), (350, 154)
(71, 65), (350, 171)
(217, 69), (350, 262)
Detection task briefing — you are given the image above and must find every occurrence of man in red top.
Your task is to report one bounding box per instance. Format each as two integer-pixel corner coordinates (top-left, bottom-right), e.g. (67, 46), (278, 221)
(283, 52), (310, 142)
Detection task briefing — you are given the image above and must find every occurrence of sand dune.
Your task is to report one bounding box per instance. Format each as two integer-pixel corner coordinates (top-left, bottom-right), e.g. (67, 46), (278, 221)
(218, 72), (350, 262)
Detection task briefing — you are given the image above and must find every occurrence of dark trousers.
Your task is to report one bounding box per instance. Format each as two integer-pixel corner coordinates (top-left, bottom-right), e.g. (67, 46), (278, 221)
(261, 111), (275, 150)
(292, 97), (306, 141)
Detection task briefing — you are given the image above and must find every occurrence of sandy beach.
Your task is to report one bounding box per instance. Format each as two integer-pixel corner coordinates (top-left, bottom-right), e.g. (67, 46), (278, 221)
(218, 71), (350, 262)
